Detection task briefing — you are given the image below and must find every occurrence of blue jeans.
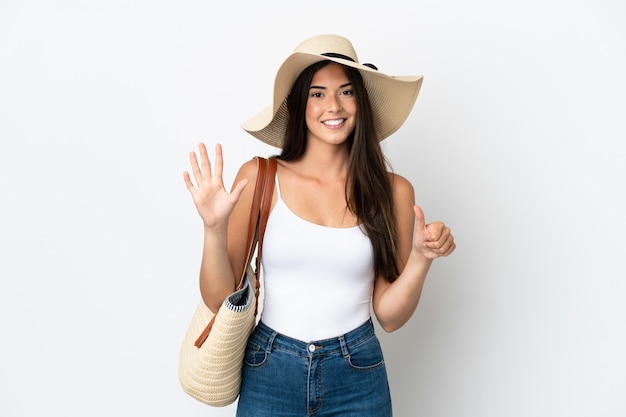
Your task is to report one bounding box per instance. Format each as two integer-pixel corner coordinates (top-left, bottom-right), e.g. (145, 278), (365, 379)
(236, 319), (392, 416)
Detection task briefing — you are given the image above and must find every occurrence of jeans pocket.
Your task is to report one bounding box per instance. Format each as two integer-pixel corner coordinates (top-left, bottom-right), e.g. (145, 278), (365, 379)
(346, 335), (385, 371)
(243, 339), (270, 367)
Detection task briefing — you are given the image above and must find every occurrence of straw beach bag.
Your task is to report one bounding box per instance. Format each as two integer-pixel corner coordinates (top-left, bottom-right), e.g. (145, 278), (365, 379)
(178, 156), (277, 406)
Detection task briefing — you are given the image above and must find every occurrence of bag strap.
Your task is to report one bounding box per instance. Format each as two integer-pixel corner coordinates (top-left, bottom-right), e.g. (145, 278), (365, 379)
(237, 156), (269, 289)
(256, 157), (277, 275)
(254, 157), (277, 313)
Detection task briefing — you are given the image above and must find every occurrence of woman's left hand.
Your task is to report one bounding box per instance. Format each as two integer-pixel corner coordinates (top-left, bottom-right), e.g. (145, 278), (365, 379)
(412, 205), (456, 259)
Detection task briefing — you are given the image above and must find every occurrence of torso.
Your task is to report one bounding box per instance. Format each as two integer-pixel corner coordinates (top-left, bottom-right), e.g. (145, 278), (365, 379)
(260, 166), (375, 342)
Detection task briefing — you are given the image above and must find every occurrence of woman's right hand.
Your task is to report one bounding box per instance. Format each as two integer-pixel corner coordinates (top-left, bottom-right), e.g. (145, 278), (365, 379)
(183, 143), (249, 230)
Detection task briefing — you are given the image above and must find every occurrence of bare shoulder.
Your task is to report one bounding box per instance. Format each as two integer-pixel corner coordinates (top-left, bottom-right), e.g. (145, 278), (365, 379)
(228, 157), (266, 236)
(388, 172), (415, 207)
(230, 158), (262, 191)
(234, 158), (261, 180)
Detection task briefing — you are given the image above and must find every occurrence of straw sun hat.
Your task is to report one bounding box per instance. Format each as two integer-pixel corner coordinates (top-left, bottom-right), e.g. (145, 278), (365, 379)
(241, 34), (424, 148)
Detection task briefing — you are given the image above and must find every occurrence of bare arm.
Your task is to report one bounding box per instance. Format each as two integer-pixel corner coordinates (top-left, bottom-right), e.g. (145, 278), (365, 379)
(372, 174), (456, 332)
(183, 143), (258, 312)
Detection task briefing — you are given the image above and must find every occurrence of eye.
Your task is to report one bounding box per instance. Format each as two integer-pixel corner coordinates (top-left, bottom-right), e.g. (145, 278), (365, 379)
(341, 89), (354, 97)
(310, 92), (323, 98)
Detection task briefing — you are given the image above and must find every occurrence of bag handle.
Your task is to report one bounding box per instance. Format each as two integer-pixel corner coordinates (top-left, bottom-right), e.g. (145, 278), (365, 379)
(254, 157), (277, 313)
(237, 156), (269, 289)
(257, 157), (277, 263)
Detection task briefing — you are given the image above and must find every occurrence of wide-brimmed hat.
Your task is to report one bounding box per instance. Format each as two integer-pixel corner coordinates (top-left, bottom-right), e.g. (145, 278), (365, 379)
(241, 34), (423, 148)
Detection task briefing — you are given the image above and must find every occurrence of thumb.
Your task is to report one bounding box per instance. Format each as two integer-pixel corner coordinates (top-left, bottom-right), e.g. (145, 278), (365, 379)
(230, 178), (249, 201)
(413, 205), (426, 231)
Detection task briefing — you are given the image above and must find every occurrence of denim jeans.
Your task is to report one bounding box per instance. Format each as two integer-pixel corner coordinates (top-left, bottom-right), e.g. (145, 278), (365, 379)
(236, 319), (392, 416)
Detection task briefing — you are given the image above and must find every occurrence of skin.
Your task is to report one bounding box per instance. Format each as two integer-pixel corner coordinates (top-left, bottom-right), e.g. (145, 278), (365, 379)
(183, 63), (455, 332)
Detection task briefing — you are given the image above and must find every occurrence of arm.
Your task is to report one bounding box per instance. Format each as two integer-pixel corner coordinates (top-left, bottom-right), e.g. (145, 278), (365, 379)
(183, 143), (258, 312)
(372, 174), (456, 332)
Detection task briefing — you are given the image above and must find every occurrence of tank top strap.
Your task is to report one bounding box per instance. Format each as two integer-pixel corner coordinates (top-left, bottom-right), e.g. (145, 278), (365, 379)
(274, 168), (282, 199)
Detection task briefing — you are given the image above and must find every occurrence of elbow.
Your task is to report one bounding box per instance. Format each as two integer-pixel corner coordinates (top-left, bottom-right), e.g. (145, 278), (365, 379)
(199, 273), (238, 313)
(201, 293), (222, 314)
(376, 316), (405, 333)
(373, 304), (410, 333)
(200, 284), (230, 313)
(380, 322), (402, 333)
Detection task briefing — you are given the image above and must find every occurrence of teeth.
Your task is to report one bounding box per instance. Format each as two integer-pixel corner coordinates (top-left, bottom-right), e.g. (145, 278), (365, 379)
(323, 119), (344, 126)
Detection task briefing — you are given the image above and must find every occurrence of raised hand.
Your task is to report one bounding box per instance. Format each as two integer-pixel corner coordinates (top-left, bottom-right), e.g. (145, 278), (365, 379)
(412, 205), (456, 259)
(183, 143), (248, 230)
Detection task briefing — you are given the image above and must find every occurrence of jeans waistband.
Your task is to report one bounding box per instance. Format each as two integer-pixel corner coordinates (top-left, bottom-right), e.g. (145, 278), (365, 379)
(254, 318), (376, 356)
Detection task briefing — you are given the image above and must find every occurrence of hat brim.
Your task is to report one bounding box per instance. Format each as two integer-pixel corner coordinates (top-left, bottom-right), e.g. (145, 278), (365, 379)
(241, 52), (423, 148)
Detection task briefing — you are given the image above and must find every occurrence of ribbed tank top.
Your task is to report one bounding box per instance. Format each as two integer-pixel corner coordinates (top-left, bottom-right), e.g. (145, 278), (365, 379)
(260, 175), (375, 342)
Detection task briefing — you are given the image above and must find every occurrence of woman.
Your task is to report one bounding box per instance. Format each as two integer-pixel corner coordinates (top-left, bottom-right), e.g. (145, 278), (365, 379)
(183, 34), (456, 416)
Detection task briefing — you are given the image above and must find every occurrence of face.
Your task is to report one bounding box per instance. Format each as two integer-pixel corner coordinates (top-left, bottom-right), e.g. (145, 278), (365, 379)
(305, 63), (357, 147)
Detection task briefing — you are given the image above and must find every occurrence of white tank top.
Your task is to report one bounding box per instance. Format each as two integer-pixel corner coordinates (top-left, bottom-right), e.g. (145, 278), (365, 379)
(260, 175), (375, 342)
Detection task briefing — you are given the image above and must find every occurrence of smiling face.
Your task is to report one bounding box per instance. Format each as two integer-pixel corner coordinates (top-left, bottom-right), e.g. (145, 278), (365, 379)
(304, 63), (357, 148)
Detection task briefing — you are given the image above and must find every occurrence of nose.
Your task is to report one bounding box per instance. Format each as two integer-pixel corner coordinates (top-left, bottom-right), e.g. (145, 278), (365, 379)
(327, 94), (342, 112)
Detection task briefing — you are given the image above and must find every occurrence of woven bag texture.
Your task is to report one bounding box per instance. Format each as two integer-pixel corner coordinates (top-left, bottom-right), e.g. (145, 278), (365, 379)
(178, 270), (257, 406)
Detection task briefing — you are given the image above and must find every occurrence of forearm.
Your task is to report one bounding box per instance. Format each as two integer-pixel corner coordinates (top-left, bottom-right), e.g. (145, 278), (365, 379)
(374, 248), (433, 332)
(198, 225), (237, 312)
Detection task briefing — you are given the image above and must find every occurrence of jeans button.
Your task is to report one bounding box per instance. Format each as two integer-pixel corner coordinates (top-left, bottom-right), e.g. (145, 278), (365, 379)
(308, 344), (316, 352)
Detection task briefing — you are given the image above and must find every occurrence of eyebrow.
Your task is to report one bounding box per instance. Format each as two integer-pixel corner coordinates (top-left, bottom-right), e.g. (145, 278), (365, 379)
(309, 82), (352, 90)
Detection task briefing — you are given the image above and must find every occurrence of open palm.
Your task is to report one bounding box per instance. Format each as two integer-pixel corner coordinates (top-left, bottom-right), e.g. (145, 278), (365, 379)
(183, 143), (248, 229)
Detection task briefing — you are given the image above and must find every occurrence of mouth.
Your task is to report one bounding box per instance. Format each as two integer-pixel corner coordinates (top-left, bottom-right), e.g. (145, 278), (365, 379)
(322, 118), (346, 127)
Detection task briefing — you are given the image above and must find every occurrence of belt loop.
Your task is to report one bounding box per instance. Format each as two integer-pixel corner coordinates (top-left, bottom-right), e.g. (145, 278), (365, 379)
(266, 330), (277, 354)
(338, 335), (350, 358)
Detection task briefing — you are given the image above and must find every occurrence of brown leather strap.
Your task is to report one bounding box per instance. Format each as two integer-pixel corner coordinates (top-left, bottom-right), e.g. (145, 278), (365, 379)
(254, 157), (277, 314)
(237, 157), (268, 289)
(257, 157), (277, 274)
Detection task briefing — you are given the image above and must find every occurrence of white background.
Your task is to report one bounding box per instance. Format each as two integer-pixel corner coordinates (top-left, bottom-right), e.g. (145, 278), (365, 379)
(1, 1), (625, 416)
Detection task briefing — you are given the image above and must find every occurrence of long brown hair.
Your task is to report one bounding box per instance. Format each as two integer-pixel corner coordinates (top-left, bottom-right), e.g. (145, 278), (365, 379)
(279, 60), (400, 282)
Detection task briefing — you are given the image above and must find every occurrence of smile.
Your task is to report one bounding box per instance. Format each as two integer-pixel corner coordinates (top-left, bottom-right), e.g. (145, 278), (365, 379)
(322, 119), (346, 127)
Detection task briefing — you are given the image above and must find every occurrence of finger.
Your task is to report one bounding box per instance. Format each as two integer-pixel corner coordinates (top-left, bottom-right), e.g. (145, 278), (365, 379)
(183, 171), (196, 193)
(430, 233), (455, 255)
(424, 225), (450, 247)
(189, 151), (203, 185)
(189, 151), (203, 182)
(198, 142), (212, 180)
(444, 240), (456, 256)
(229, 178), (249, 201)
(426, 222), (446, 242)
(214, 143), (224, 179)
(440, 235), (456, 256)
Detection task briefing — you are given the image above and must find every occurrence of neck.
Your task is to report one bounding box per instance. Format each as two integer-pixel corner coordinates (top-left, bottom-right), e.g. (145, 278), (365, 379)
(299, 144), (350, 179)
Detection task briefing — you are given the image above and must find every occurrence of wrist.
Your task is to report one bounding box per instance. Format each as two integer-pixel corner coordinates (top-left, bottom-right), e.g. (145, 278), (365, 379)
(409, 246), (434, 267)
(203, 222), (228, 238)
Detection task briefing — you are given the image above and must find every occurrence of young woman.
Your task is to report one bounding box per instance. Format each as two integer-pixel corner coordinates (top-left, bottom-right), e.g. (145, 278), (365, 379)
(183, 34), (456, 417)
